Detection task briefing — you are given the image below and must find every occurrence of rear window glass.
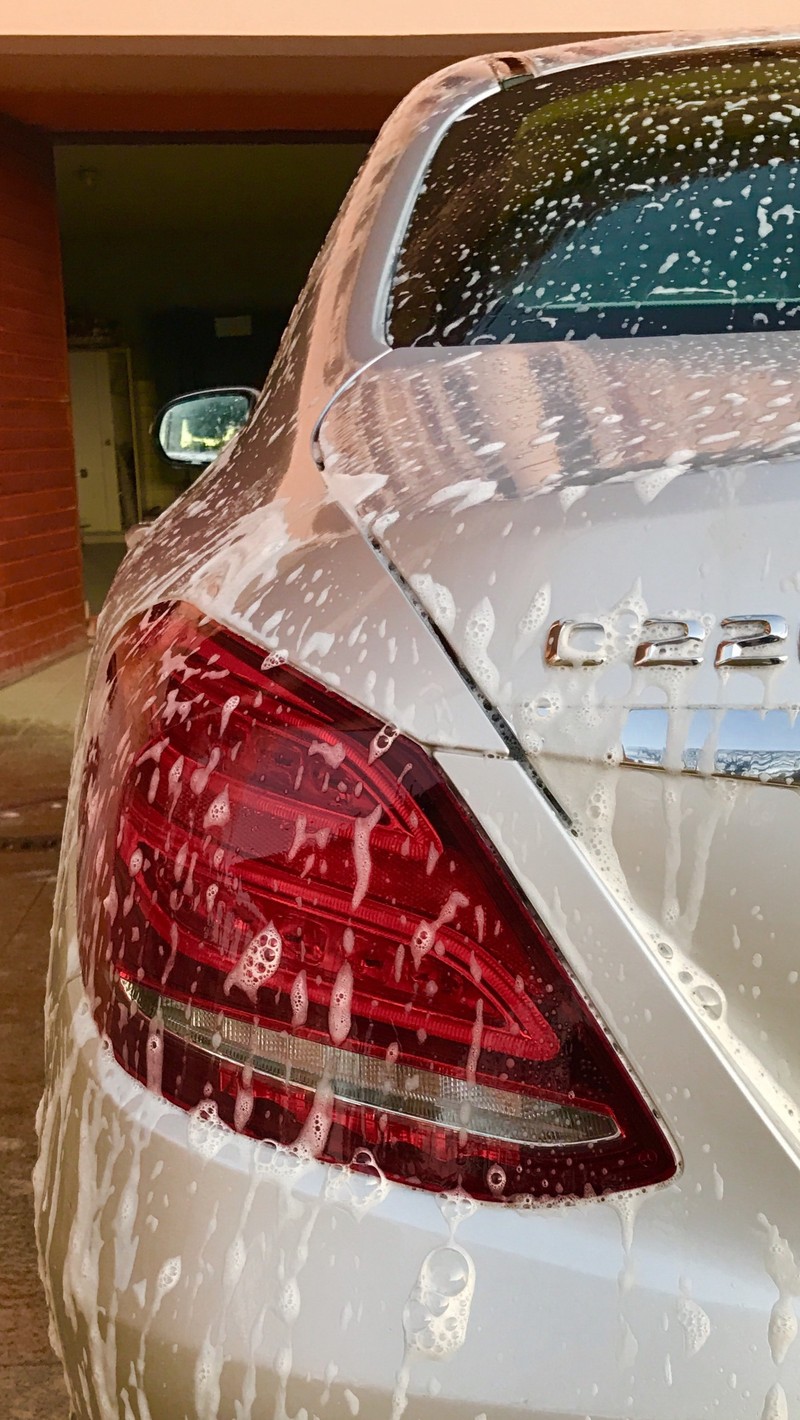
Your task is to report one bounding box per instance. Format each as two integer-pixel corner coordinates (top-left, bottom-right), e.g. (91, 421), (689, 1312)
(388, 46), (800, 346)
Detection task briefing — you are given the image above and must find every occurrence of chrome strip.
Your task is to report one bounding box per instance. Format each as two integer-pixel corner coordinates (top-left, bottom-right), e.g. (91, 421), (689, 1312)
(621, 707), (800, 786)
(524, 31), (800, 83)
(120, 978), (617, 1147)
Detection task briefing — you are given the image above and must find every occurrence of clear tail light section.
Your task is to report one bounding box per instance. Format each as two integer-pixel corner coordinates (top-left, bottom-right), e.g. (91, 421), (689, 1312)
(78, 602), (675, 1202)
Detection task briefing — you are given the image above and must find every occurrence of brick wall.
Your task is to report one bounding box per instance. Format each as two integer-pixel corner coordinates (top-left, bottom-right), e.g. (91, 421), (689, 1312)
(0, 114), (85, 686)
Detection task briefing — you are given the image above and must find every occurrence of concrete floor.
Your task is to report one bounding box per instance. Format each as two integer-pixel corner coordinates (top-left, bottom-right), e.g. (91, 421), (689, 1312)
(81, 539), (125, 616)
(0, 651), (88, 1418)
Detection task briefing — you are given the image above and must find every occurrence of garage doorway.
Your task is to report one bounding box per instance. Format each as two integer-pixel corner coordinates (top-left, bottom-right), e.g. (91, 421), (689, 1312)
(55, 139), (369, 611)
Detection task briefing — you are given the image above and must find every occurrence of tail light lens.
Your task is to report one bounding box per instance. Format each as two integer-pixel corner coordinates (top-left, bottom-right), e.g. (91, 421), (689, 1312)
(78, 602), (675, 1202)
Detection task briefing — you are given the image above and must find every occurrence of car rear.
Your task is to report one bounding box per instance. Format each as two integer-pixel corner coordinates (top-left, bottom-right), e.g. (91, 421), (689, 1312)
(36, 30), (800, 1420)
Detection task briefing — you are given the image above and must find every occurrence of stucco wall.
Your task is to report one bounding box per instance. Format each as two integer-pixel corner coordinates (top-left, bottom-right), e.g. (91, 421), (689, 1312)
(0, 5), (795, 35)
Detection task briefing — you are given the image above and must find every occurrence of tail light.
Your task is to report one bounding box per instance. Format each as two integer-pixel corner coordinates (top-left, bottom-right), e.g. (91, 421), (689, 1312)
(78, 602), (675, 1202)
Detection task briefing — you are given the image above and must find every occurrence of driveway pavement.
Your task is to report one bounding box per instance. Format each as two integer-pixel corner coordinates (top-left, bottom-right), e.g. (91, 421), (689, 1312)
(0, 651), (87, 1418)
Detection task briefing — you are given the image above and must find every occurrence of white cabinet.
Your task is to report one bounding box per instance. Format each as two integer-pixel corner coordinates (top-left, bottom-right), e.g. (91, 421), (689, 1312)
(69, 349), (139, 535)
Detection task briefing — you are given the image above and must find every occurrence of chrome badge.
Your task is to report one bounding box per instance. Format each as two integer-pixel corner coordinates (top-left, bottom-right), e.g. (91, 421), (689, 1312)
(544, 614), (790, 669)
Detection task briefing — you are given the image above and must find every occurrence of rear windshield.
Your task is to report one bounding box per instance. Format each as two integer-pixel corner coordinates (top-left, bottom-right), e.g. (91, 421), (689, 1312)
(388, 46), (800, 346)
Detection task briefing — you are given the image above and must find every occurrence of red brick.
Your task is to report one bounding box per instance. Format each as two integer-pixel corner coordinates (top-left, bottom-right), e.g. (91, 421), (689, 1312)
(0, 623), (86, 686)
(1, 526), (78, 567)
(0, 445), (73, 469)
(0, 604), (85, 656)
(0, 582), (84, 627)
(1, 506), (82, 542)
(0, 485), (76, 520)
(0, 117), (83, 681)
(0, 546), (79, 589)
(0, 328), (69, 362)
(0, 564), (82, 611)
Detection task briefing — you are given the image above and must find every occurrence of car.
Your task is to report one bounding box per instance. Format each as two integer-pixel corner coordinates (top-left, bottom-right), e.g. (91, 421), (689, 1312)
(35, 28), (800, 1420)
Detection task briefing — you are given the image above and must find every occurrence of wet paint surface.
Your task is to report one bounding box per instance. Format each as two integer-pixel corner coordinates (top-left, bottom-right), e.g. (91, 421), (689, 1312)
(34, 28), (800, 1420)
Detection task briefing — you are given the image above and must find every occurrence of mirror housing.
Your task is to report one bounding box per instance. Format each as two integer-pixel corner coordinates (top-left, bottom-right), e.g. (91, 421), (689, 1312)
(154, 387), (258, 469)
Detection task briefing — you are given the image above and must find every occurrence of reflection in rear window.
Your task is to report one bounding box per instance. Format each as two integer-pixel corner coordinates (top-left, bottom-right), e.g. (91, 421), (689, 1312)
(388, 46), (800, 346)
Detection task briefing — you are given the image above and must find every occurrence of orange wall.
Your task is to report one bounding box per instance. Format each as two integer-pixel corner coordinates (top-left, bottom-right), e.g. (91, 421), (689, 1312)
(0, 6), (796, 34)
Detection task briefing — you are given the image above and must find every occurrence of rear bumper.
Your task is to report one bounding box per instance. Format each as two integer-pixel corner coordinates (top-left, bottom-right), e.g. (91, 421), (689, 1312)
(36, 923), (793, 1420)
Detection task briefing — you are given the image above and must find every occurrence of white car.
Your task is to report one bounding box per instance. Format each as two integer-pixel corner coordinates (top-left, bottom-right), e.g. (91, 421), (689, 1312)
(36, 30), (800, 1420)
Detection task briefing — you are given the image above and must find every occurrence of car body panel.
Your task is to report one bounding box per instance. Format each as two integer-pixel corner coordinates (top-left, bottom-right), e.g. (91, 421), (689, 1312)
(36, 755), (800, 1420)
(35, 28), (800, 1420)
(318, 335), (800, 1142)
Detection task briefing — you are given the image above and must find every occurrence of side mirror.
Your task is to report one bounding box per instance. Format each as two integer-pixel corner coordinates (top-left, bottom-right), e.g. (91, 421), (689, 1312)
(154, 387), (258, 469)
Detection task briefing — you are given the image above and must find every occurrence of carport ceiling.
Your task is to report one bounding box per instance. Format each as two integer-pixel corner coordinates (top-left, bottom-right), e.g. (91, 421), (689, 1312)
(0, 34), (621, 132)
(55, 143), (370, 239)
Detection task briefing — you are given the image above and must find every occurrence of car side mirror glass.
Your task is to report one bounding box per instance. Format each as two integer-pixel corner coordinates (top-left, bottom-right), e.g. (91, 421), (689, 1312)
(155, 388), (257, 468)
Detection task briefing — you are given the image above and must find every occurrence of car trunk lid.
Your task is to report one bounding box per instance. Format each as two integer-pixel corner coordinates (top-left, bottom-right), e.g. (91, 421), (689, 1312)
(317, 331), (800, 1144)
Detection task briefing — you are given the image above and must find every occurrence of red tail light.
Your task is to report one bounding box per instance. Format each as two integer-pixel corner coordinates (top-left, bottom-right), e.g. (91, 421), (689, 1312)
(78, 602), (675, 1202)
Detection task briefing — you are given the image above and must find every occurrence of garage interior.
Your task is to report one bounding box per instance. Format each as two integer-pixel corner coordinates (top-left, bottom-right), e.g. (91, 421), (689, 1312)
(56, 139), (368, 610)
